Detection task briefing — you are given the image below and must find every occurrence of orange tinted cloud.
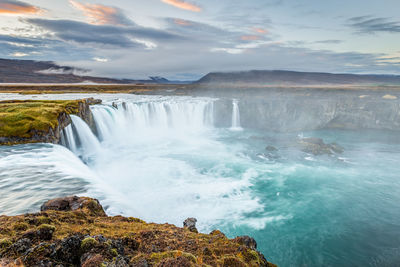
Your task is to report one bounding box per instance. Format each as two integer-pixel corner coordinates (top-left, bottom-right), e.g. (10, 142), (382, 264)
(161, 0), (201, 12)
(70, 0), (130, 26)
(173, 18), (192, 26)
(253, 27), (268, 34)
(0, 0), (41, 15)
(241, 35), (261, 41)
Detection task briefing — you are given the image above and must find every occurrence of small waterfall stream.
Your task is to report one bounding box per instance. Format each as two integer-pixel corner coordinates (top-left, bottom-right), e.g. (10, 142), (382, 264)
(231, 99), (243, 131)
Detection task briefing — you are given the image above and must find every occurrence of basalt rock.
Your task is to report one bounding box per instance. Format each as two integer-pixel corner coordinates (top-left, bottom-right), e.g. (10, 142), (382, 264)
(41, 196), (106, 217)
(233, 236), (257, 250)
(0, 196), (277, 267)
(183, 217), (198, 233)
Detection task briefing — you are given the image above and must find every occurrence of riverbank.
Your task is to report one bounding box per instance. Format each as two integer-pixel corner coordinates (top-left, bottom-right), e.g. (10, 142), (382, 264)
(0, 98), (99, 145)
(0, 84), (191, 95)
(0, 196), (275, 267)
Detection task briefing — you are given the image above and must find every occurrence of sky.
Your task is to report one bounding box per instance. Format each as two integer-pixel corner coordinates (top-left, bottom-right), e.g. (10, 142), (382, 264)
(0, 0), (400, 80)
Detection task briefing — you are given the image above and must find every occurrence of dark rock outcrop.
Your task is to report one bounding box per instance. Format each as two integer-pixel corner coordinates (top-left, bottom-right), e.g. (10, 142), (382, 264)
(233, 236), (258, 250)
(41, 196), (106, 217)
(183, 218), (198, 233)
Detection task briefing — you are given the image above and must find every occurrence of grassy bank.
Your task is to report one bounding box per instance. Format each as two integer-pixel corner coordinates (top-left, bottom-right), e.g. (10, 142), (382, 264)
(0, 99), (88, 145)
(0, 84), (192, 95)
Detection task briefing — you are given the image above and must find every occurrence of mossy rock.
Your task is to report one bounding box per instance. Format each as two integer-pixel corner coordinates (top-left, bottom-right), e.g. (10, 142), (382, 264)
(150, 250), (197, 265)
(0, 196), (276, 266)
(81, 237), (99, 253)
(36, 224), (56, 240)
(0, 238), (12, 249)
(220, 256), (247, 267)
(109, 248), (118, 257)
(0, 100), (81, 139)
(35, 216), (53, 226)
(238, 249), (263, 265)
(127, 217), (146, 223)
(13, 222), (29, 231)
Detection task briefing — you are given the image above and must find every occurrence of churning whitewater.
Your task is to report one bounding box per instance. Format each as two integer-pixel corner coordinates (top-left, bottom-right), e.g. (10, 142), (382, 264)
(60, 97), (266, 231)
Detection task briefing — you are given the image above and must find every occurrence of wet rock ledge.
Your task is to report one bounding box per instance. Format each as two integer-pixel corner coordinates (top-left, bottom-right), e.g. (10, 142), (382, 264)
(0, 196), (276, 267)
(0, 98), (101, 145)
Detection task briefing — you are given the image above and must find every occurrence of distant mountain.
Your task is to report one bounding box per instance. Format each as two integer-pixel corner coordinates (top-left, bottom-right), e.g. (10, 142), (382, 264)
(197, 70), (400, 85)
(0, 59), (179, 84)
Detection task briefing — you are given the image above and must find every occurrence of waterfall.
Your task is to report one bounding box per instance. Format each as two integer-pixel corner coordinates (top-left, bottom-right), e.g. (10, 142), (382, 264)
(61, 124), (77, 153)
(231, 99), (243, 131)
(61, 115), (101, 161)
(54, 97), (269, 231)
(61, 98), (215, 155)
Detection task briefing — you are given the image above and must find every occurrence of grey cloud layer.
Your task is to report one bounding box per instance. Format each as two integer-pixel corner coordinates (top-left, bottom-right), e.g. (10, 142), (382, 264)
(24, 18), (181, 48)
(348, 16), (400, 34)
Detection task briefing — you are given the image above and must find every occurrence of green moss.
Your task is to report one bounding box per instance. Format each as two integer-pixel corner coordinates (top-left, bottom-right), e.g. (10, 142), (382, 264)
(110, 248), (118, 257)
(37, 224), (56, 233)
(238, 249), (262, 265)
(0, 99), (84, 142)
(85, 200), (105, 217)
(0, 238), (12, 249)
(13, 222), (29, 231)
(150, 250), (197, 264)
(35, 216), (53, 226)
(127, 217), (145, 223)
(220, 256), (247, 267)
(81, 237), (98, 252)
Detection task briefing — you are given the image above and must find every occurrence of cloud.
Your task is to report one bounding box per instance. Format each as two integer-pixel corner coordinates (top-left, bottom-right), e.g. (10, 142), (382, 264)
(10, 52), (28, 57)
(36, 67), (88, 76)
(241, 35), (262, 41)
(173, 19), (192, 26)
(164, 17), (242, 44)
(69, 0), (132, 26)
(24, 18), (180, 48)
(347, 16), (400, 34)
(314, 40), (343, 44)
(161, 0), (201, 12)
(0, 0), (41, 15)
(93, 57), (108, 62)
(253, 27), (268, 34)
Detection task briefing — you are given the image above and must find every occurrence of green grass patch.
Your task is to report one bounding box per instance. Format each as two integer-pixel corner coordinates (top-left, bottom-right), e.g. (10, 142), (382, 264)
(0, 99), (84, 139)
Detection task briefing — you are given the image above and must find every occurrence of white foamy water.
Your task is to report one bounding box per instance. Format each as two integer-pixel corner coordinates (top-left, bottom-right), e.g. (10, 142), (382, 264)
(56, 96), (266, 231)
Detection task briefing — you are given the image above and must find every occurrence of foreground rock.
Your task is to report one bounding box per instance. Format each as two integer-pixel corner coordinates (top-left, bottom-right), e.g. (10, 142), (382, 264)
(298, 137), (344, 156)
(0, 98), (100, 145)
(0, 196), (276, 267)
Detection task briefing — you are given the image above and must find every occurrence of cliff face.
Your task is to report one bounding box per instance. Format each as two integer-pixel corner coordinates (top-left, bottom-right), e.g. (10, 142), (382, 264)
(0, 196), (276, 267)
(212, 89), (400, 131)
(0, 98), (100, 145)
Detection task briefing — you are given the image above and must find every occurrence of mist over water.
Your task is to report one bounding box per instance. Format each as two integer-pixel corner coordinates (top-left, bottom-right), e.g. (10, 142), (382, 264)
(1, 93), (400, 266)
